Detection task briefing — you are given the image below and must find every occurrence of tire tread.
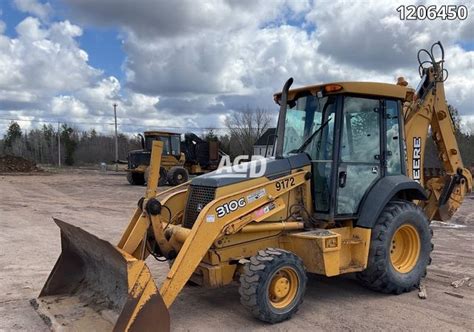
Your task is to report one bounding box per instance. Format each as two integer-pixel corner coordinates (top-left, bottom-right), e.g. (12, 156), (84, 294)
(357, 200), (433, 294)
(239, 248), (307, 323)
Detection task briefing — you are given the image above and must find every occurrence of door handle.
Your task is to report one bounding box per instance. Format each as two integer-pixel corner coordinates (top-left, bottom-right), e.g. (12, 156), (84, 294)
(338, 171), (347, 188)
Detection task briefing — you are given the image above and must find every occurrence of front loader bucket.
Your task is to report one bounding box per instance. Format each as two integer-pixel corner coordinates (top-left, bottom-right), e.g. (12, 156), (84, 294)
(32, 218), (169, 332)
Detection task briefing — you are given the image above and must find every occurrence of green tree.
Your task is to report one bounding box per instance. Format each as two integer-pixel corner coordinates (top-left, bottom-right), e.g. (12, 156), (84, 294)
(3, 121), (22, 152)
(448, 104), (461, 133)
(447, 104), (474, 166)
(61, 124), (78, 165)
(42, 124), (55, 144)
(205, 129), (218, 141)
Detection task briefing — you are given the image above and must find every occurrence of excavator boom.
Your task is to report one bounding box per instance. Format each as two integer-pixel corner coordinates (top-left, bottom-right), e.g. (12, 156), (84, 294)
(404, 41), (472, 220)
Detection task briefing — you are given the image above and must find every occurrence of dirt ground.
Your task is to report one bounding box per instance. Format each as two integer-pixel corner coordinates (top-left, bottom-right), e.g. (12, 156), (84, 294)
(0, 170), (473, 331)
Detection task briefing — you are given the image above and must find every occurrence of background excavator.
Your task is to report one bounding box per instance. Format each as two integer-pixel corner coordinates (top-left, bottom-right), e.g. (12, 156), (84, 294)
(34, 42), (471, 331)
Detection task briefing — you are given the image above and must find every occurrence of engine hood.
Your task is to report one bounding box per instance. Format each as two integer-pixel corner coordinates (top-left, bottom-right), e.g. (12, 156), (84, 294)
(190, 154), (310, 188)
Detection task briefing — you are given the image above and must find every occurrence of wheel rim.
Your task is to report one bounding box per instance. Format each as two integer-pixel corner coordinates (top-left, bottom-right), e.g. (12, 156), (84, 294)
(268, 267), (299, 309)
(390, 224), (421, 273)
(177, 174), (183, 180)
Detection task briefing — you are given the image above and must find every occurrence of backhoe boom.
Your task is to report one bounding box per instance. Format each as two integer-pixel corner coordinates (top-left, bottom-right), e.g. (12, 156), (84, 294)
(404, 42), (472, 220)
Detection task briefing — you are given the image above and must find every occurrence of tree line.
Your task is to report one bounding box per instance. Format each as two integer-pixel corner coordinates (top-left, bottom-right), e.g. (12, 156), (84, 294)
(0, 107), (273, 166)
(0, 122), (142, 166)
(1, 105), (473, 168)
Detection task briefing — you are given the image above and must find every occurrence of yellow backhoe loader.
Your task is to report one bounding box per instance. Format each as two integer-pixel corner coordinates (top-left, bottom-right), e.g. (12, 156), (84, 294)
(126, 131), (188, 186)
(34, 42), (471, 331)
(127, 131), (221, 186)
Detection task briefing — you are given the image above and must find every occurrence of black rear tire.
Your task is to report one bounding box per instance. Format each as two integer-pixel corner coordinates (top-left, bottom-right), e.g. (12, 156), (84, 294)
(126, 172), (145, 185)
(357, 200), (433, 294)
(167, 166), (189, 186)
(158, 167), (168, 186)
(239, 248), (307, 324)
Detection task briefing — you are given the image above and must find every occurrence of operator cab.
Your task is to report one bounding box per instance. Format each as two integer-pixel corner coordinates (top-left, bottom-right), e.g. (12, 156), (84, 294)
(144, 131), (181, 156)
(275, 82), (407, 220)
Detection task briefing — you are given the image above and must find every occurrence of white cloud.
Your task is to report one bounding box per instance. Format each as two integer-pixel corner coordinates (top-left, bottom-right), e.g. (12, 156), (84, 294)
(61, 0), (473, 121)
(443, 45), (474, 115)
(51, 95), (87, 117)
(62, 0), (292, 38)
(0, 17), (99, 109)
(1, 0), (473, 136)
(307, 0), (473, 70)
(15, 16), (47, 39)
(0, 16), (166, 134)
(13, 0), (52, 21)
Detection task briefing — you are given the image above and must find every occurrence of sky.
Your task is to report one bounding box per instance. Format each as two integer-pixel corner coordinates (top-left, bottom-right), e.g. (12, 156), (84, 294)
(0, 0), (473, 136)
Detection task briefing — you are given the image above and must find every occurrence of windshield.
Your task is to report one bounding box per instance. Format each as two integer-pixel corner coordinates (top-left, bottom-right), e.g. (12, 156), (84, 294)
(145, 135), (172, 154)
(145, 136), (157, 151)
(282, 94), (336, 160)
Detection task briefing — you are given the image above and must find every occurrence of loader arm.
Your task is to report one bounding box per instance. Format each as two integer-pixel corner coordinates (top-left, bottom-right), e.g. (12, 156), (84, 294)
(116, 139), (311, 307)
(160, 170), (309, 306)
(118, 140), (166, 258)
(404, 42), (472, 221)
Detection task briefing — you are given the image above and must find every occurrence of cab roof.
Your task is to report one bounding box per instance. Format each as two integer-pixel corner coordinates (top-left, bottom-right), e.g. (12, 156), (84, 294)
(144, 130), (181, 136)
(273, 81), (409, 104)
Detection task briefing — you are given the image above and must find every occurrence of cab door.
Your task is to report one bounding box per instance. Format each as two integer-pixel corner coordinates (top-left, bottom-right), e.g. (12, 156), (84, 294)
(336, 96), (383, 215)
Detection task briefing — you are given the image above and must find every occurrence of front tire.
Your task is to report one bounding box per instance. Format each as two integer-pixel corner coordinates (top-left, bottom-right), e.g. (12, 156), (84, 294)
(239, 248), (307, 324)
(167, 166), (189, 186)
(357, 200), (433, 294)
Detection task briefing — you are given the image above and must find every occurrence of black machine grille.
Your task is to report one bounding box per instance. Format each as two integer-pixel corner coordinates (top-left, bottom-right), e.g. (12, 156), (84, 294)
(183, 185), (216, 229)
(128, 151), (151, 169)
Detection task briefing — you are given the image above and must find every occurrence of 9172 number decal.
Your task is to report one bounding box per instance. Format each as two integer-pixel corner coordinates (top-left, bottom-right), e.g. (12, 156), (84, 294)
(275, 177), (295, 191)
(216, 198), (246, 218)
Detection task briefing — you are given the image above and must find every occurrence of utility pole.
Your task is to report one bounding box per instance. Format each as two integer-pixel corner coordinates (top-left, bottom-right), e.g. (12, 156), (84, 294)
(57, 121), (61, 167)
(114, 103), (118, 172)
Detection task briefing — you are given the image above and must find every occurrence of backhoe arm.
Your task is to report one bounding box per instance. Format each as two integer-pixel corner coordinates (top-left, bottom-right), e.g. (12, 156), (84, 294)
(404, 42), (472, 221)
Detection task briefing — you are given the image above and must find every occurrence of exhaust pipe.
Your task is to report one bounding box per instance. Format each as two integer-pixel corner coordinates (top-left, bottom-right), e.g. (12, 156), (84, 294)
(274, 77), (293, 158)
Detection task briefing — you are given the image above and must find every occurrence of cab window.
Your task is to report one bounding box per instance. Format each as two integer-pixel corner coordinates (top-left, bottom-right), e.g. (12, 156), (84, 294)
(386, 100), (402, 175)
(337, 96), (381, 215)
(340, 97), (380, 162)
(171, 136), (181, 155)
